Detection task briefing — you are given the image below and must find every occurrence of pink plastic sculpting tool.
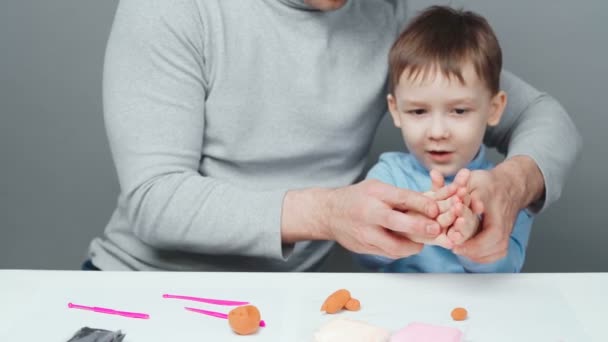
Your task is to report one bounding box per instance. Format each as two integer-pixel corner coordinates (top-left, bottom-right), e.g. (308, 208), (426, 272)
(162, 293), (249, 306)
(67, 302), (150, 319)
(184, 307), (266, 327)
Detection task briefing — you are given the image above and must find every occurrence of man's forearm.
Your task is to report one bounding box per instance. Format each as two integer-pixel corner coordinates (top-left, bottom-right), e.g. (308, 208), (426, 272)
(281, 188), (333, 243)
(494, 155), (545, 210)
(490, 71), (582, 212)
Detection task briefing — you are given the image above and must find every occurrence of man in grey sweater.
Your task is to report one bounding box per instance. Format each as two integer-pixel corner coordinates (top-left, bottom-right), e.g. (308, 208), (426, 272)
(87, 0), (581, 271)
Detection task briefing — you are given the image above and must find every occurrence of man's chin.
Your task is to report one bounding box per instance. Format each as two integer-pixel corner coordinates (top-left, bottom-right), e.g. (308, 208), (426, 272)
(304, 0), (348, 11)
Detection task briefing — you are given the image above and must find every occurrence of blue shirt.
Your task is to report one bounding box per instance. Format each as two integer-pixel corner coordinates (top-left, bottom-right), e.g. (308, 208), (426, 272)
(356, 146), (533, 273)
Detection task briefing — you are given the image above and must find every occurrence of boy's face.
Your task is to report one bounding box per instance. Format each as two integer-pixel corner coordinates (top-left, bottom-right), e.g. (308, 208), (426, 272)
(387, 63), (506, 177)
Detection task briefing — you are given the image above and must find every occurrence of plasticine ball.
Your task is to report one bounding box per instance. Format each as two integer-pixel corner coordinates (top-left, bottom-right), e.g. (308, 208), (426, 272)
(450, 307), (468, 321)
(228, 305), (261, 335)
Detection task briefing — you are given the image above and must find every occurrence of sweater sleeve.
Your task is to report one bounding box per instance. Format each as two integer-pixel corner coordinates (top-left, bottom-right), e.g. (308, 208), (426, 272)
(457, 210), (533, 273)
(103, 0), (289, 259)
(483, 70), (582, 213)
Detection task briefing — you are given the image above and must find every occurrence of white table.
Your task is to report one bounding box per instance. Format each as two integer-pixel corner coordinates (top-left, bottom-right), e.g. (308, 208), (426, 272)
(0, 270), (605, 341)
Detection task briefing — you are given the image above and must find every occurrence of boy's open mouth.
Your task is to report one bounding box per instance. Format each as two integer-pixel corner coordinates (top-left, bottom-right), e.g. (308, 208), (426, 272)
(427, 150), (454, 162)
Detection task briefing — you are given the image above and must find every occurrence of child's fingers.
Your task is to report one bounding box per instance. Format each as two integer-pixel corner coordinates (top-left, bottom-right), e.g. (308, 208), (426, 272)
(432, 183), (459, 201)
(447, 225), (465, 245)
(454, 187), (474, 208)
(437, 196), (461, 213)
(457, 187), (468, 198)
(453, 168), (471, 187)
(448, 217), (470, 245)
(430, 169), (445, 192)
(452, 202), (464, 217)
(433, 233), (454, 249)
(449, 209), (480, 245)
(436, 205), (460, 228)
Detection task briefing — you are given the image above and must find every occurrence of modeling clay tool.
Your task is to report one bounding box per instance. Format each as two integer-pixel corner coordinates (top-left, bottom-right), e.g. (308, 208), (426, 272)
(162, 293), (249, 306)
(67, 302), (150, 319)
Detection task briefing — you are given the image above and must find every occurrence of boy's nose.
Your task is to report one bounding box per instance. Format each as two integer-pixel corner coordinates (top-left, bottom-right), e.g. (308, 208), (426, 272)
(429, 115), (450, 140)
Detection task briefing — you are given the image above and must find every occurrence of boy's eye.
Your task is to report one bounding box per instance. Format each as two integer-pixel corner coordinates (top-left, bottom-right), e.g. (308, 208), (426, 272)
(453, 108), (469, 115)
(407, 109), (426, 115)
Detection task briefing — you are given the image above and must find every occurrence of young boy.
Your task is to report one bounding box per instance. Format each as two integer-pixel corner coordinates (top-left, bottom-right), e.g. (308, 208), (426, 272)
(356, 6), (533, 273)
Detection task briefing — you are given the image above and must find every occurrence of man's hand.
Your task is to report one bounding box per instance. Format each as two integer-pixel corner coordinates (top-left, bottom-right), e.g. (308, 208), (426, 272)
(281, 179), (447, 258)
(318, 179), (447, 259)
(452, 156), (544, 263)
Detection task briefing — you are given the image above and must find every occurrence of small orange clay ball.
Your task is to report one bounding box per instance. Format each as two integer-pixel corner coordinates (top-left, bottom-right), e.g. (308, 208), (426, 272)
(228, 305), (261, 335)
(451, 307), (468, 321)
(344, 298), (361, 311)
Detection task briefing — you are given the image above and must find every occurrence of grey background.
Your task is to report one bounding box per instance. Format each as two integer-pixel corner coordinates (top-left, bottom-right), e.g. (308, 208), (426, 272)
(0, 0), (605, 271)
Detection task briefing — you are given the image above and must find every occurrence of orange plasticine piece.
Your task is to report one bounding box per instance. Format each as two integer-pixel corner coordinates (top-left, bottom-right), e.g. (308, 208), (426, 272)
(321, 289), (353, 314)
(345, 298), (361, 311)
(228, 305), (261, 335)
(450, 307), (468, 321)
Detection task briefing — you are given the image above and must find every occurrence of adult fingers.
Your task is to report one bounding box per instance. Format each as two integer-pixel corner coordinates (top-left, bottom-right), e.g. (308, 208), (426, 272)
(452, 222), (507, 259)
(431, 183), (459, 201)
(371, 207), (441, 236)
(366, 228), (424, 259)
(469, 189), (485, 214)
(375, 183), (439, 218)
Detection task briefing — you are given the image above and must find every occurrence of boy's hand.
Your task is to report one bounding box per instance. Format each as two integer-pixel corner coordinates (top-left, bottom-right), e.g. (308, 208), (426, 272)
(444, 181), (481, 245)
(399, 199), (461, 249)
(399, 169), (468, 249)
(447, 205), (480, 245)
(425, 169), (470, 229)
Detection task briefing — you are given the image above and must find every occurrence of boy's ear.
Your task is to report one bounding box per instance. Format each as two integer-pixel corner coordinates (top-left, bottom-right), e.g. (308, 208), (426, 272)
(487, 90), (507, 126)
(387, 94), (402, 128)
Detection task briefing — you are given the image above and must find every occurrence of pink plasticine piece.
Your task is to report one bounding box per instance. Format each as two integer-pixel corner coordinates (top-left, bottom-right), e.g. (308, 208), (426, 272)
(162, 293), (249, 306)
(185, 307), (266, 327)
(390, 322), (463, 342)
(67, 302), (150, 319)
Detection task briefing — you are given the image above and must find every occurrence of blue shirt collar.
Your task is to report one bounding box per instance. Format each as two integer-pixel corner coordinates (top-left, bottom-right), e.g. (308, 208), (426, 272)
(410, 145), (487, 182)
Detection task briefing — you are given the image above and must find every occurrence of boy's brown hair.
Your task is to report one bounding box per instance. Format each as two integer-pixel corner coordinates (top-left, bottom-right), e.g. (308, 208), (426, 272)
(388, 6), (502, 95)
